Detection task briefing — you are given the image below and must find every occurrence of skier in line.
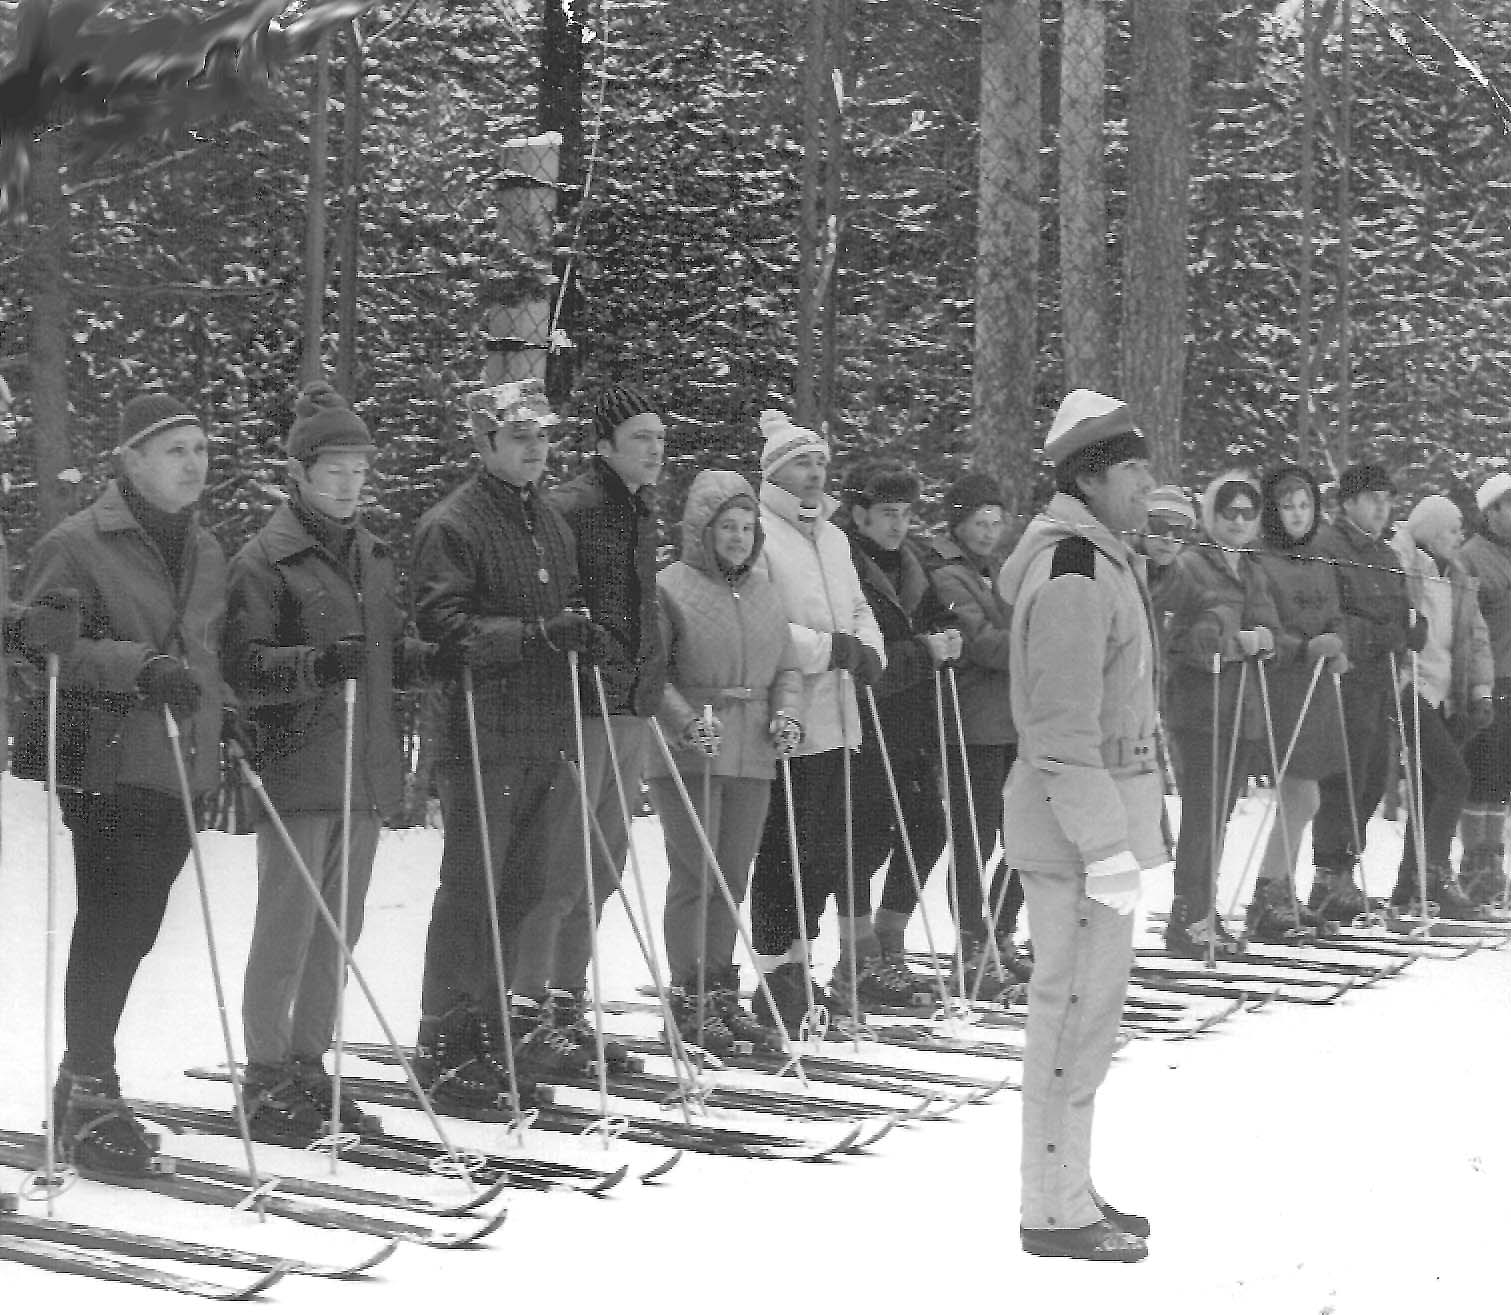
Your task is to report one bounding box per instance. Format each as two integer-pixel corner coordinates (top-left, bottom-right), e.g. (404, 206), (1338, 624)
(648, 468), (802, 1053)
(1455, 472), (1511, 910)
(224, 382), (438, 1140)
(924, 472), (1030, 992)
(524, 383), (666, 1067)
(748, 409), (884, 1030)
(832, 458), (960, 1007)
(998, 388), (1160, 1262)
(1245, 463), (1351, 942)
(409, 379), (607, 1100)
(1386, 494), (1492, 916)
(1308, 464), (1415, 922)
(17, 393), (230, 1176)
(1154, 472), (1282, 956)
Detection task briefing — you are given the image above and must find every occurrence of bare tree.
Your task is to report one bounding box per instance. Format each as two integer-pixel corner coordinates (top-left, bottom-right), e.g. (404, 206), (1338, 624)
(973, 0), (1041, 517)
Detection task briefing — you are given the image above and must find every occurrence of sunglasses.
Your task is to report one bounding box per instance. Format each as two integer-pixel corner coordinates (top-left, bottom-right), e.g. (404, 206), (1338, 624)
(1218, 503), (1258, 522)
(1146, 516), (1197, 542)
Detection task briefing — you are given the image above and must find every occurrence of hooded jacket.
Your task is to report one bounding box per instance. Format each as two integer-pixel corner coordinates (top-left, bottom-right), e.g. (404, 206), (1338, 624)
(925, 530), (1014, 746)
(997, 492), (1168, 876)
(1389, 523), (1492, 716)
(757, 480), (884, 754)
(650, 471), (804, 781)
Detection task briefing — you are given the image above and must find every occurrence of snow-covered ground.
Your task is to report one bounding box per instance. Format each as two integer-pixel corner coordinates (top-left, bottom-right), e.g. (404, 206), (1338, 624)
(1, 773), (1507, 1313)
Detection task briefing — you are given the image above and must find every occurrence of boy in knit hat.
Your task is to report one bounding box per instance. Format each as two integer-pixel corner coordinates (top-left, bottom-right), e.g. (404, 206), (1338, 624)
(225, 381), (441, 1138)
(748, 409), (885, 1031)
(16, 391), (229, 1175)
(997, 388), (1160, 1262)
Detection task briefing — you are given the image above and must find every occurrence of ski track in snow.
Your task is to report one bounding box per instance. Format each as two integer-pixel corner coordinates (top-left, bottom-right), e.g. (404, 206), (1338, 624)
(1, 775), (1507, 1312)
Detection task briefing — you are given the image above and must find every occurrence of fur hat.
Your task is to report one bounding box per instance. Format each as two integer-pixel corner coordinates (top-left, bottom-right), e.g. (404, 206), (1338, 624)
(943, 472), (1005, 529)
(119, 392), (201, 451)
(286, 382), (374, 464)
(758, 410), (829, 480)
(841, 458), (921, 509)
(1337, 462), (1396, 503)
(593, 383), (658, 446)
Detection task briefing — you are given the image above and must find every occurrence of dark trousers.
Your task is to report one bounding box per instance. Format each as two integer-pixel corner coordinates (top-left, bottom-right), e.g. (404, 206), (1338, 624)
(750, 749), (847, 955)
(1170, 724), (1252, 916)
(60, 787), (192, 1077)
(1463, 689), (1511, 806)
(845, 742), (947, 918)
(943, 741), (1021, 939)
(1396, 695), (1472, 885)
(419, 758), (574, 1021)
(1314, 679), (1394, 869)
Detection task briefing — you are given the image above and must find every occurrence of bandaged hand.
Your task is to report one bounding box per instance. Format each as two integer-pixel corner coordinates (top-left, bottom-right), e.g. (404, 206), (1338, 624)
(769, 712), (803, 756)
(1084, 852), (1142, 917)
(1237, 626), (1274, 658)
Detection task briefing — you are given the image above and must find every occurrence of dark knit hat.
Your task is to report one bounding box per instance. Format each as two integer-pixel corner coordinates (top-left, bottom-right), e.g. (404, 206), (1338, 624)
(286, 382), (374, 464)
(119, 392), (200, 451)
(842, 458), (922, 509)
(593, 383), (658, 445)
(943, 472), (1005, 529)
(1337, 462), (1395, 503)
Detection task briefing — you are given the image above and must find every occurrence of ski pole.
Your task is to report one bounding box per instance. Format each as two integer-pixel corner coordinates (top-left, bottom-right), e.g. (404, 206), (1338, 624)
(1207, 653), (1222, 970)
(588, 665), (710, 1107)
(860, 686), (958, 1018)
(1330, 671), (1376, 927)
(565, 651), (613, 1144)
(459, 668), (526, 1128)
(932, 668), (969, 1005)
(645, 719), (807, 1080)
(946, 667), (1007, 1007)
(162, 708), (268, 1220)
(777, 752), (826, 1044)
(31, 654), (68, 1211)
(1387, 650), (1433, 936)
(838, 668), (864, 1045)
(319, 675), (358, 1171)
(696, 703), (714, 1059)
(231, 744), (482, 1187)
(1253, 657), (1306, 935)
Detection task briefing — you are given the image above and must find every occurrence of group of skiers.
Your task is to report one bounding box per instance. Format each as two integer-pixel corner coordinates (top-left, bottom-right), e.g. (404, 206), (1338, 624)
(3, 375), (1509, 1266)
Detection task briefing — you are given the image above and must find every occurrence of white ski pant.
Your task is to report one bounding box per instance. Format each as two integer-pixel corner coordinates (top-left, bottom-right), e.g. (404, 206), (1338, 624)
(1018, 867), (1134, 1231)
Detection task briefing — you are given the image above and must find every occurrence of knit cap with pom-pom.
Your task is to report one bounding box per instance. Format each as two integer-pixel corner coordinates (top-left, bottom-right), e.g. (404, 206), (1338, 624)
(758, 410), (828, 480)
(286, 382), (374, 464)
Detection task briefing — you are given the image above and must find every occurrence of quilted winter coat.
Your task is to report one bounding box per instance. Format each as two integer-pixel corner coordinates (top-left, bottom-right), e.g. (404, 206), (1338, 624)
(756, 480), (884, 755)
(649, 470), (804, 781)
(926, 531), (1014, 747)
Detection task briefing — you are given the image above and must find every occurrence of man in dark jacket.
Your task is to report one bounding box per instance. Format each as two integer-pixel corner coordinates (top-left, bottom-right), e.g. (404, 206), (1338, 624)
(18, 392), (228, 1176)
(833, 459), (960, 1010)
(1308, 462), (1414, 921)
(410, 378), (607, 1099)
(529, 383), (665, 1062)
(226, 382), (436, 1138)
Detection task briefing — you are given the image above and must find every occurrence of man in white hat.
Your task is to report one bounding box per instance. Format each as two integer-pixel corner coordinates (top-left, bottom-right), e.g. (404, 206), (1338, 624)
(996, 389), (1161, 1263)
(1455, 472), (1511, 908)
(748, 409), (885, 1031)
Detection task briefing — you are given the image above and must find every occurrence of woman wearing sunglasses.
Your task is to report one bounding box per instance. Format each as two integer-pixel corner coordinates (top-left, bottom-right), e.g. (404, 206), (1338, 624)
(1153, 472), (1283, 956)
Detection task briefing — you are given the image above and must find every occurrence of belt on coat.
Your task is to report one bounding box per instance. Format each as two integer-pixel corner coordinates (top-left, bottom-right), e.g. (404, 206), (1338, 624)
(683, 686), (761, 709)
(1102, 734), (1159, 776)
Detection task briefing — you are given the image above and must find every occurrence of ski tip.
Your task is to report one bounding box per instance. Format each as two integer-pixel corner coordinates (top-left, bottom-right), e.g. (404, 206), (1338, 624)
(328, 1237), (400, 1276)
(638, 1149), (682, 1183)
(575, 1162), (628, 1195)
(426, 1206), (508, 1249)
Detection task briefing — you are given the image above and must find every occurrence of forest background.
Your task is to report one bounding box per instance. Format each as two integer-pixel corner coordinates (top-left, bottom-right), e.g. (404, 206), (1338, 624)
(1, 0), (1509, 584)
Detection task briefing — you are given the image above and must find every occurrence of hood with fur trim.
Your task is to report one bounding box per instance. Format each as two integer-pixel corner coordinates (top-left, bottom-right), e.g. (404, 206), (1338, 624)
(1199, 471), (1262, 541)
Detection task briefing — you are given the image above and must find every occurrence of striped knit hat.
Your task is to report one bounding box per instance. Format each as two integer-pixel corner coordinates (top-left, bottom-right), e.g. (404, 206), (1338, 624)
(593, 383), (658, 445)
(119, 392), (200, 451)
(758, 410), (828, 480)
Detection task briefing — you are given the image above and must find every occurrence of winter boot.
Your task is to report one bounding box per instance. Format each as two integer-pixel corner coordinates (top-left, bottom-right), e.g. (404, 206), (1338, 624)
(1308, 864), (1368, 923)
(832, 950), (936, 1010)
(292, 1053), (381, 1135)
(547, 988), (640, 1073)
(1244, 878), (1311, 945)
(668, 973), (736, 1056)
(1425, 864), (1486, 920)
(1163, 898), (1243, 958)
(414, 1004), (502, 1108)
(52, 1067), (166, 1177)
(993, 931), (1035, 983)
(506, 995), (596, 1080)
(1462, 848), (1507, 910)
(241, 1061), (327, 1143)
(753, 961), (827, 1032)
(956, 936), (1026, 1004)
(709, 966), (784, 1053)
(876, 924), (943, 999)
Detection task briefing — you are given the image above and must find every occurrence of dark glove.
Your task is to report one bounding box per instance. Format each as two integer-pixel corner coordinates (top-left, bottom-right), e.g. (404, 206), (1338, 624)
(4, 589), (81, 659)
(829, 632), (864, 673)
(221, 705), (254, 754)
(1189, 612), (1225, 662)
(312, 635), (366, 686)
(1406, 615), (1429, 653)
(853, 644), (884, 688)
(138, 655), (203, 717)
(535, 610), (604, 655)
(406, 638), (450, 681)
(1470, 697), (1496, 732)
(1306, 632), (1345, 663)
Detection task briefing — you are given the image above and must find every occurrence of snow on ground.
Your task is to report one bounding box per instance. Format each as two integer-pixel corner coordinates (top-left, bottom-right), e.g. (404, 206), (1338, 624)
(1, 773), (1508, 1313)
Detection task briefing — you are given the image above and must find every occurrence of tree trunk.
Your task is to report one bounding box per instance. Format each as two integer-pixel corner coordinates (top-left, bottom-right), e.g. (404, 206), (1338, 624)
(1297, 0), (1318, 466)
(1059, 0), (1110, 391)
(301, 34), (333, 385)
(817, 0), (850, 432)
(973, 0), (1041, 520)
(335, 22), (365, 399)
(26, 134), (76, 532)
(484, 135), (561, 391)
(795, 0), (829, 427)
(1121, 0), (1190, 481)
(538, 0), (586, 403)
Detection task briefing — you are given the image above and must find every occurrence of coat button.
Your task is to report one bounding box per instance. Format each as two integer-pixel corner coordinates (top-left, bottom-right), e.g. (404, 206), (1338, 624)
(1078, 917), (1088, 927)
(1070, 994), (1079, 1004)
(1047, 1143), (1055, 1152)
(1054, 1067), (1064, 1077)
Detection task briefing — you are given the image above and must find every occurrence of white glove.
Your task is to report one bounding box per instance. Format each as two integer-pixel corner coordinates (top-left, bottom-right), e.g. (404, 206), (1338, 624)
(1237, 625), (1274, 658)
(769, 712), (803, 756)
(1084, 852), (1142, 917)
(922, 628), (963, 665)
(681, 713), (722, 758)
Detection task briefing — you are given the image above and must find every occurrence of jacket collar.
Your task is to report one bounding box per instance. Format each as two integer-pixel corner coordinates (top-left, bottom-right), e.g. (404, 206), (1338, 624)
(849, 530), (928, 615)
(92, 479), (199, 536)
(759, 480), (839, 537)
(258, 496), (384, 565)
(590, 455), (656, 515)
